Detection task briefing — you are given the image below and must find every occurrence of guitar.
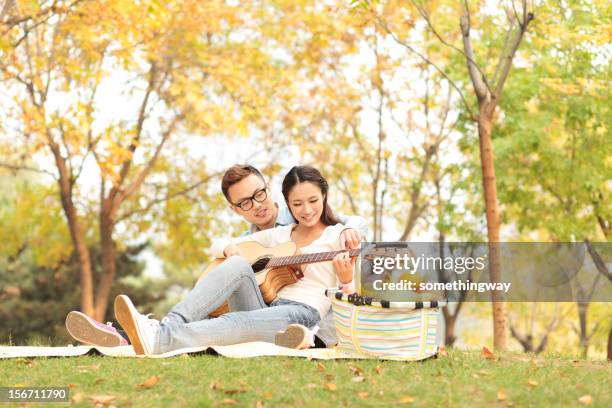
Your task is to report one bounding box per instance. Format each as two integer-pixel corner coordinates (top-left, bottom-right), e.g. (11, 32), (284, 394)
(197, 241), (362, 317)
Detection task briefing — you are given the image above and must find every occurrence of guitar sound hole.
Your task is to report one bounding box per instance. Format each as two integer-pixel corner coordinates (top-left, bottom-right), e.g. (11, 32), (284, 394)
(251, 257), (270, 273)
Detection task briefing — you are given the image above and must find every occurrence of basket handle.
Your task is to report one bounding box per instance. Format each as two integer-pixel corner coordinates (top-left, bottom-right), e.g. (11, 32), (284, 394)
(325, 287), (446, 310)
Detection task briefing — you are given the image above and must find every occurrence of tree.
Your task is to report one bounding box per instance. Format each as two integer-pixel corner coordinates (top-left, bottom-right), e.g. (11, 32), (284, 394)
(492, 0), (610, 358)
(0, 176), (161, 344)
(279, 7), (464, 243)
(358, 0), (535, 350)
(0, 0), (309, 321)
(508, 303), (570, 354)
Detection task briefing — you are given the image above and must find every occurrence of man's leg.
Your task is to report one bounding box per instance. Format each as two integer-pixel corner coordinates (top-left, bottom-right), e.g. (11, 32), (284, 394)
(162, 256), (266, 325)
(155, 301), (321, 354)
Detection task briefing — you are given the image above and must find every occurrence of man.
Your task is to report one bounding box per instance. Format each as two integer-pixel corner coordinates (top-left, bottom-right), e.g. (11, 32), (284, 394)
(66, 164), (367, 349)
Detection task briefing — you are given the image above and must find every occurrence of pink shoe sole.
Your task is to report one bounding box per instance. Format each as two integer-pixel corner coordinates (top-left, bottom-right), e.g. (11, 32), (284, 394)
(65, 311), (125, 347)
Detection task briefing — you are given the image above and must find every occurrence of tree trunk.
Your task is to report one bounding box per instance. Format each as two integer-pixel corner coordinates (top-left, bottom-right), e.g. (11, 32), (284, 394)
(95, 204), (117, 322)
(49, 142), (95, 317)
(444, 312), (458, 347)
(478, 103), (506, 351)
(577, 300), (589, 358)
(62, 194), (95, 317)
(607, 326), (611, 361)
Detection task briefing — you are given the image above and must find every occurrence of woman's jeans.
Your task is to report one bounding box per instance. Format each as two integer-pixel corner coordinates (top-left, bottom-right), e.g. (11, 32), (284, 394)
(154, 256), (321, 354)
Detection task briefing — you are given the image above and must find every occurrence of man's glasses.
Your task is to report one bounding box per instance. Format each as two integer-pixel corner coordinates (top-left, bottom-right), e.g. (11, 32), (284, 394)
(233, 187), (268, 211)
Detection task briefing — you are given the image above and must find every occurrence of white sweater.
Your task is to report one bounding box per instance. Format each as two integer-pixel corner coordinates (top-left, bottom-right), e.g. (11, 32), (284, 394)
(219, 223), (351, 319)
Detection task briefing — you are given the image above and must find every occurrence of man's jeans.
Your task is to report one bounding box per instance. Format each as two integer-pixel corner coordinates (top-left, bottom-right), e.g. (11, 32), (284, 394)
(154, 256), (321, 354)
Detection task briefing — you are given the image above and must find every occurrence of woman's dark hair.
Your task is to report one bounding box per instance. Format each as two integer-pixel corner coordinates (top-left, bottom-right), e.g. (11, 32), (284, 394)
(282, 165), (340, 226)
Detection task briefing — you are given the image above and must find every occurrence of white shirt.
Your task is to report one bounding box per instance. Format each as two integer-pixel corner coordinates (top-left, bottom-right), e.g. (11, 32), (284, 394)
(209, 200), (369, 258)
(225, 223), (350, 318)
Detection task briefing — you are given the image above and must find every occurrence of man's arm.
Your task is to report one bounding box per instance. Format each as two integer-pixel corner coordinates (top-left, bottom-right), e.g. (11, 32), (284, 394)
(336, 214), (369, 240)
(209, 226), (287, 258)
(209, 228), (253, 259)
(210, 237), (234, 259)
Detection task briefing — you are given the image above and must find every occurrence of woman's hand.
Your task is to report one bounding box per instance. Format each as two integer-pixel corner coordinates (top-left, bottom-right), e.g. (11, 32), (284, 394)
(332, 251), (356, 284)
(223, 244), (242, 258)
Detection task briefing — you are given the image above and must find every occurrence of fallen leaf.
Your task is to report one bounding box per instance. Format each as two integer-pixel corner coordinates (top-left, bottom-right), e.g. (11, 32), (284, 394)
(67, 383), (78, 389)
(399, 395), (414, 403)
(527, 380), (538, 388)
(325, 383), (337, 391)
(209, 381), (222, 390)
(88, 395), (116, 405)
(325, 374), (335, 381)
(371, 379), (378, 385)
(263, 391), (273, 399)
(224, 389), (247, 395)
(138, 375), (160, 389)
(497, 388), (507, 401)
(17, 358), (37, 368)
(316, 362), (326, 371)
(351, 376), (365, 383)
(71, 392), (84, 403)
(357, 392), (369, 400)
(374, 366), (382, 375)
(349, 366), (364, 376)
(578, 395), (593, 405)
(482, 347), (496, 360)
(438, 345), (447, 357)
(78, 364), (101, 371)
(221, 399), (236, 405)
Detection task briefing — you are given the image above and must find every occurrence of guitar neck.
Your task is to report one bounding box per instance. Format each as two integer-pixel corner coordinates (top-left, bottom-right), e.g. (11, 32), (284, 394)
(267, 248), (362, 268)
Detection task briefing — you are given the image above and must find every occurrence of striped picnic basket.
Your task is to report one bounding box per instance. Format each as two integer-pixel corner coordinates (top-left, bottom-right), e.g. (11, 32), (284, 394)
(326, 289), (444, 360)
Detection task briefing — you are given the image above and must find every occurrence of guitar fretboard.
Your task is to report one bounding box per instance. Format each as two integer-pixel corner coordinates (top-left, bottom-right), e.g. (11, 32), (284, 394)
(266, 248), (362, 268)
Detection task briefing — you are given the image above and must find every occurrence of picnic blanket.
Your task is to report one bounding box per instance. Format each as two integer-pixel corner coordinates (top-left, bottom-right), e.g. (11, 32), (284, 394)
(0, 343), (438, 361)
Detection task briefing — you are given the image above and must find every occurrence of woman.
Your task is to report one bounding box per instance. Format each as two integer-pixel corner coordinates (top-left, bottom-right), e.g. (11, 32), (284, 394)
(115, 165), (358, 355)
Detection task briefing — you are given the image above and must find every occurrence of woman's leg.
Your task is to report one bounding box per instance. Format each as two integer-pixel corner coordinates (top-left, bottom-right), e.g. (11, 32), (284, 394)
(155, 300), (321, 354)
(162, 256), (266, 325)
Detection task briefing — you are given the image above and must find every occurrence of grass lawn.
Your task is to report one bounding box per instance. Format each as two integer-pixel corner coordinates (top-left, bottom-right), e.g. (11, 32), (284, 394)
(0, 349), (609, 407)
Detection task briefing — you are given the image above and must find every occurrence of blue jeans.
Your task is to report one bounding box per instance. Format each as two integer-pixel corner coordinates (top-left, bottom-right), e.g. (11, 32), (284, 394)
(154, 256), (321, 354)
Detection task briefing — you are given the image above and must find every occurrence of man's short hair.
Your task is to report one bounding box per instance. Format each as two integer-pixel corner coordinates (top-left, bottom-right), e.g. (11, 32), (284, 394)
(221, 164), (265, 202)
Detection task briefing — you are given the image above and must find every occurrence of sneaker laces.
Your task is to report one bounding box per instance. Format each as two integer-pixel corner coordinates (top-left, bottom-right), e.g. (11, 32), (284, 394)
(142, 313), (160, 328)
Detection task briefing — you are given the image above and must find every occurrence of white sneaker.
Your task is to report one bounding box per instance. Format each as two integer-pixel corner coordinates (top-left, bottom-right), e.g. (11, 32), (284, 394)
(114, 295), (159, 355)
(275, 324), (319, 349)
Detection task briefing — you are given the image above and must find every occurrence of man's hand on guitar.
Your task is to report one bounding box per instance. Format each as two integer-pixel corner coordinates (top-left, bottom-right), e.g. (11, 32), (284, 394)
(340, 228), (361, 250)
(223, 244), (243, 258)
